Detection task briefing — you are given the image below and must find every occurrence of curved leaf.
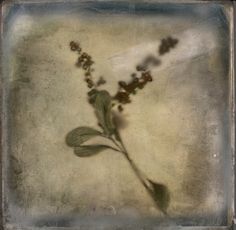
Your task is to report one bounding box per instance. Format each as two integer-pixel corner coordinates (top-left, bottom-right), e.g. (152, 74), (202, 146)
(74, 145), (112, 157)
(92, 90), (115, 135)
(148, 180), (170, 214)
(66, 126), (102, 147)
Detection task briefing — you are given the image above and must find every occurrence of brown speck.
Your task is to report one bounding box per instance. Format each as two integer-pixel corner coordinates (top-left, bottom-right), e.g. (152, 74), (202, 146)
(118, 81), (127, 88)
(97, 76), (106, 86)
(118, 105), (123, 112)
(85, 72), (91, 77)
(136, 64), (146, 72)
(142, 71), (153, 82)
(131, 73), (137, 78)
(70, 41), (80, 51)
(86, 78), (94, 88)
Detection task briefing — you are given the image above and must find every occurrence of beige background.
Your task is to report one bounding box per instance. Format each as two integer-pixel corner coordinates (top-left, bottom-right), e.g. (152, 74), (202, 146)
(3, 3), (232, 226)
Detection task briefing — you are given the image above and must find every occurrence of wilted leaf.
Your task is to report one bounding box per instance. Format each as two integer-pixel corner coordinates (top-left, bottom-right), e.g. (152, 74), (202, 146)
(74, 145), (112, 157)
(148, 180), (170, 214)
(66, 126), (102, 147)
(92, 90), (115, 135)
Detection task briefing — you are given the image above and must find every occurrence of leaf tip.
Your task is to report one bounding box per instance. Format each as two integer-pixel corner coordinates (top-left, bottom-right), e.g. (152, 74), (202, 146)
(148, 180), (170, 214)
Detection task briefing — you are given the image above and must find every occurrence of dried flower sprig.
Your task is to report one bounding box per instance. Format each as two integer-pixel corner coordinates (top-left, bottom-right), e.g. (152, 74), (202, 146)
(66, 37), (179, 214)
(113, 52), (161, 112)
(70, 41), (96, 89)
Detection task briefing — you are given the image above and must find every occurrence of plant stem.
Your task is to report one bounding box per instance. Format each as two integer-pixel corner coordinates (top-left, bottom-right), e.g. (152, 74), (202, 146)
(122, 149), (149, 190)
(109, 131), (167, 215)
(107, 145), (123, 153)
(108, 136), (123, 152)
(110, 134), (149, 191)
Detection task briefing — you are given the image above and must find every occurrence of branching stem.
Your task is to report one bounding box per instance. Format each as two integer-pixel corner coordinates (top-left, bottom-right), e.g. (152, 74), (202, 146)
(109, 133), (150, 193)
(107, 131), (168, 215)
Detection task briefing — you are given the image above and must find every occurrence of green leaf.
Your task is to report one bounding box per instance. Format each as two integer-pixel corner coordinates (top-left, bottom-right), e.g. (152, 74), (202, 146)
(148, 180), (170, 214)
(66, 126), (102, 147)
(92, 90), (115, 135)
(74, 145), (112, 157)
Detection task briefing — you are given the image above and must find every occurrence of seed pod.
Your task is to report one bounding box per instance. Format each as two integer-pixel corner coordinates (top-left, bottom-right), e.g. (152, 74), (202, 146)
(81, 52), (89, 58)
(97, 76), (106, 86)
(85, 71), (91, 77)
(70, 41), (80, 51)
(118, 105), (124, 112)
(136, 64), (146, 72)
(119, 81), (127, 88)
(114, 91), (131, 104)
(142, 71), (153, 82)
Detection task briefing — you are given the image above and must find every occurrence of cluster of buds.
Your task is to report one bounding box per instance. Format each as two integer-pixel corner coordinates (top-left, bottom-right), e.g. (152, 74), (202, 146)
(159, 36), (178, 55)
(113, 56), (160, 112)
(70, 41), (106, 89)
(113, 36), (178, 112)
(114, 71), (153, 105)
(70, 36), (178, 112)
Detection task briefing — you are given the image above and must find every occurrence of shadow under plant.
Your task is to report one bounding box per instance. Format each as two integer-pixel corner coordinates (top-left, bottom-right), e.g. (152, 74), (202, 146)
(65, 37), (178, 214)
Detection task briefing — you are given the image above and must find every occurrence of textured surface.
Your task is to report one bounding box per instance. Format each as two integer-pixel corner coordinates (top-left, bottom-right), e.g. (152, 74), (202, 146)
(2, 1), (233, 228)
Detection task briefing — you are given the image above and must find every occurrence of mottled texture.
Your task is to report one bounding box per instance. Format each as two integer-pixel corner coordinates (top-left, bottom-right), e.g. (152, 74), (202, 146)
(2, 1), (233, 228)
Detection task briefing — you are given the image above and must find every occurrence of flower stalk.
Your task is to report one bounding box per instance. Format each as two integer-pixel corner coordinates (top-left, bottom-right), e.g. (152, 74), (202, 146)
(66, 37), (178, 214)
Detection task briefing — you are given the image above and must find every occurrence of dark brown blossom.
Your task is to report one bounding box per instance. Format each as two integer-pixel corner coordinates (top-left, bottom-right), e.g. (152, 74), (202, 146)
(159, 36), (178, 55)
(114, 91), (131, 104)
(141, 71), (152, 82)
(96, 76), (106, 86)
(85, 78), (94, 88)
(114, 70), (153, 107)
(118, 105), (123, 112)
(136, 64), (147, 72)
(70, 41), (81, 52)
